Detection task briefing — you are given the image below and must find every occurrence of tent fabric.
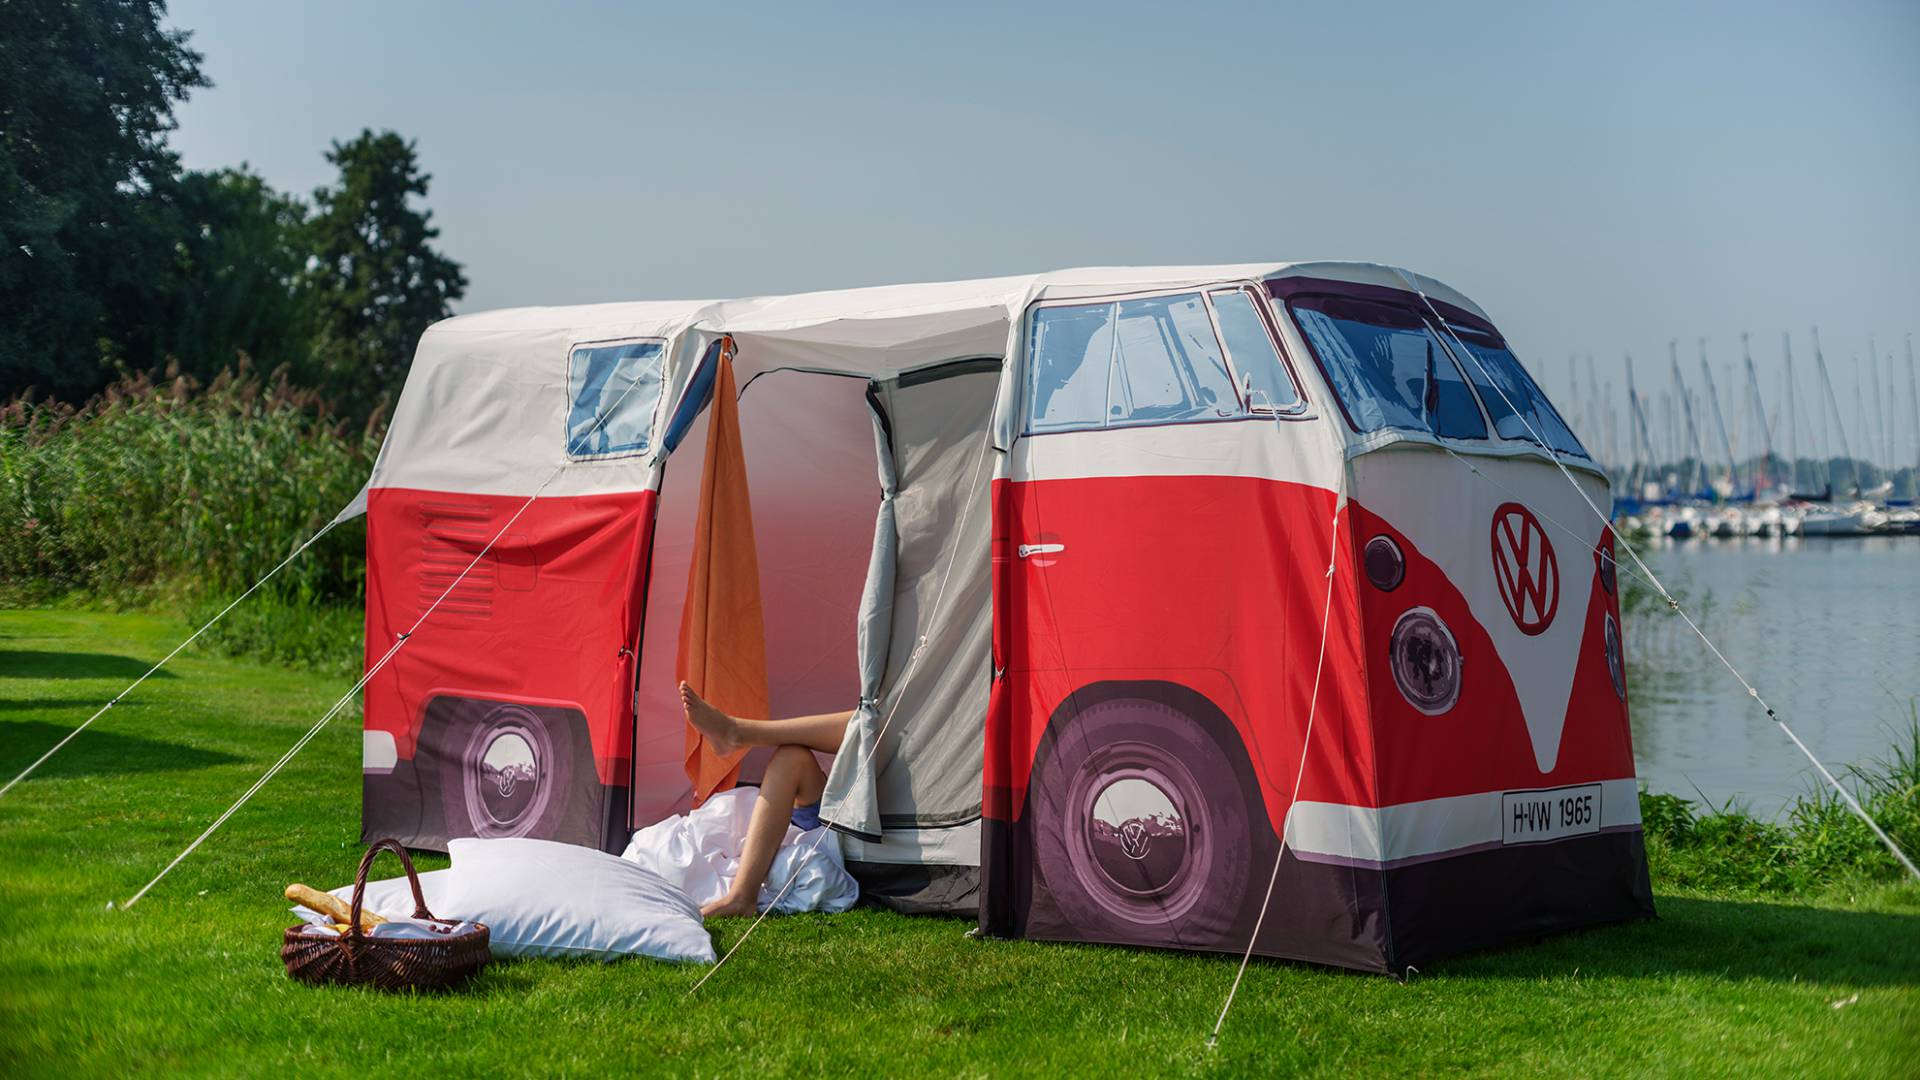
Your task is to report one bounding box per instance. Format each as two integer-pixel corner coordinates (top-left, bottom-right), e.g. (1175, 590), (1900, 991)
(819, 364), (997, 849)
(817, 396), (900, 841)
(677, 344), (768, 806)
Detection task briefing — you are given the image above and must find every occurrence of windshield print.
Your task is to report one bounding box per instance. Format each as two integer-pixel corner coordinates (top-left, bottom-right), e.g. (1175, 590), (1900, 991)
(1440, 324), (1588, 457)
(1289, 296), (1486, 440)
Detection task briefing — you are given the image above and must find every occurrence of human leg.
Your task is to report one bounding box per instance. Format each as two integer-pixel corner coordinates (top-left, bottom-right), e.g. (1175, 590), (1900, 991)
(702, 743), (827, 919)
(679, 682), (851, 756)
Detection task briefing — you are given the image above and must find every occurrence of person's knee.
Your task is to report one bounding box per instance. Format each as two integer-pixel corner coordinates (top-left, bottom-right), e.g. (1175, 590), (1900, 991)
(770, 743), (812, 769)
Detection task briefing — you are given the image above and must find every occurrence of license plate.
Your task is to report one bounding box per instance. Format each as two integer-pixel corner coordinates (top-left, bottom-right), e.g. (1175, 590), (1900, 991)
(1501, 784), (1602, 845)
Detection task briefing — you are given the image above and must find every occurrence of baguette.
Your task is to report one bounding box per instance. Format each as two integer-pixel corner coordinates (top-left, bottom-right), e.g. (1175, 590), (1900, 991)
(285, 883), (386, 927)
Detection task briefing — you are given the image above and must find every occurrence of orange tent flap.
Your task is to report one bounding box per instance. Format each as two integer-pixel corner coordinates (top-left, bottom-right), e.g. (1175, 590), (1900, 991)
(678, 339), (769, 805)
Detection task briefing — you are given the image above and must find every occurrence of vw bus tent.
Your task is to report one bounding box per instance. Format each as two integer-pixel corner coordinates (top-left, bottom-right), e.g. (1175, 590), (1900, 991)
(349, 261), (1653, 973)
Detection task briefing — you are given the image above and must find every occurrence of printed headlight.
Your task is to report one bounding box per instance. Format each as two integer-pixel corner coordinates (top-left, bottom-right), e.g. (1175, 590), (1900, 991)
(1389, 607), (1460, 715)
(1604, 613), (1625, 701)
(1364, 535), (1405, 592)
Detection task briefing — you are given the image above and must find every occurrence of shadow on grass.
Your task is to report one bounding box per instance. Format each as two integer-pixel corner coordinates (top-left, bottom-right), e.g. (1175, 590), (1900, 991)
(1436, 895), (1920, 988)
(0, 720), (240, 779)
(0, 650), (175, 681)
(0, 698), (126, 713)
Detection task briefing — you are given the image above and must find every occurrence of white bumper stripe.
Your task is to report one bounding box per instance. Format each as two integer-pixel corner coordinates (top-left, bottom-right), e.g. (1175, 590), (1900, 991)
(1286, 778), (1642, 868)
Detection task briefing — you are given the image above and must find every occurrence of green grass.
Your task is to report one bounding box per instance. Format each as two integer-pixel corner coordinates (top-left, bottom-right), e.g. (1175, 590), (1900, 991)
(2, 609), (1917, 1077)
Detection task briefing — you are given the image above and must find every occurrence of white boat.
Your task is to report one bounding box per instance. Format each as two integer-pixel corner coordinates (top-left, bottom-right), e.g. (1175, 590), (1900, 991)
(1798, 504), (1887, 536)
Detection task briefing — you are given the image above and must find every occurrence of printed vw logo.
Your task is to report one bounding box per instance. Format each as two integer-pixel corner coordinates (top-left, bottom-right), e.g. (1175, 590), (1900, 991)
(1490, 502), (1559, 635)
(1119, 819), (1152, 860)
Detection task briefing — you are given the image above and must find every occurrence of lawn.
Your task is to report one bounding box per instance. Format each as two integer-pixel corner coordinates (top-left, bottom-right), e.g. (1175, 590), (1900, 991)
(1, 608), (1915, 1077)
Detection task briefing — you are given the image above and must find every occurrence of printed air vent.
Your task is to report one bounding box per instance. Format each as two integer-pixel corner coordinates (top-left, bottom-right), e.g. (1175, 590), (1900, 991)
(418, 501), (497, 619)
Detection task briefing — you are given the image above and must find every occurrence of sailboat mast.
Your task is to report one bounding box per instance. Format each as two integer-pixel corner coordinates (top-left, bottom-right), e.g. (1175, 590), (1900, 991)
(1812, 327), (1856, 496)
(1742, 332), (1773, 494)
(1671, 340), (1707, 496)
(1868, 339), (1887, 470)
(1904, 334), (1920, 490)
(1698, 339), (1738, 497)
(1627, 353), (1656, 495)
(1784, 332), (1800, 492)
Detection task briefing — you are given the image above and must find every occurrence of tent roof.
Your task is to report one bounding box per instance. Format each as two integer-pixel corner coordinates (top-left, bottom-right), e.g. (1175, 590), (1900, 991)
(415, 261), (1491, 378)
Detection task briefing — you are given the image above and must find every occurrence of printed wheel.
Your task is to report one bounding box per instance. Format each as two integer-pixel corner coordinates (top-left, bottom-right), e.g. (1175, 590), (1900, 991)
(1028, 693), (1266, 946)
(436, 701), (574, 840)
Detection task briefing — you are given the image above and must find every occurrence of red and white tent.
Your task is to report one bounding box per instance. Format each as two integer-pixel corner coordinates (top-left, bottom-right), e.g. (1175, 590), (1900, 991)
(346, 261), (1652, 973)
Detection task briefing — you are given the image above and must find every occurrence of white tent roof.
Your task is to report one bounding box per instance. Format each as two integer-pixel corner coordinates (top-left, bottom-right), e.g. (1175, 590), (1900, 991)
(350, 261), (1491, 508)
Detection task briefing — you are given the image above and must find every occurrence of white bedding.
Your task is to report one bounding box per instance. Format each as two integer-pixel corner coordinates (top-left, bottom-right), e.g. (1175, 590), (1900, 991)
(290, 787), (857, 963)
(621, 787), (860, 915)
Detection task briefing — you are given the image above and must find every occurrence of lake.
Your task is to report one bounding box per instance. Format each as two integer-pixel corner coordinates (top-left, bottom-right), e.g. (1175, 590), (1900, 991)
(1626, 534), (1920, 817)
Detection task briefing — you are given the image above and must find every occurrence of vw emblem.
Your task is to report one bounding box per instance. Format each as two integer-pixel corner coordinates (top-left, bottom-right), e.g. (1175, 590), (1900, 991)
(1118, 819), (1152, 860)
(1490, 502), (1559, 635)
(496, 773), (517, 798)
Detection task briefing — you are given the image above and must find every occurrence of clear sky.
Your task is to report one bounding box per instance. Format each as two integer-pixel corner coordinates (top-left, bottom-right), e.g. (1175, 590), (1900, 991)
(167, 1), (1918, 462)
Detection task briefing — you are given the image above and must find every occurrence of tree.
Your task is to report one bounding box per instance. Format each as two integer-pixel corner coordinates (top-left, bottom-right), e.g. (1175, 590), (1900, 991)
(0, 0), (207, 400)
(146, 167), (310, 383)
(300, 130), (467, 419)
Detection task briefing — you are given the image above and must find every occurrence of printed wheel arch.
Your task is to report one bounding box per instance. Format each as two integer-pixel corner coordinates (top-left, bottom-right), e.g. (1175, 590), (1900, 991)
(1025, 681), (1274, 948)
(427, 698), (583, 841)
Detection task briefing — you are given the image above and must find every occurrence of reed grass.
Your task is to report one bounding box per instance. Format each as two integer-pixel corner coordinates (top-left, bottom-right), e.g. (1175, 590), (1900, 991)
(1, 367), (371, 676)
(1640, 707), (1920, 895)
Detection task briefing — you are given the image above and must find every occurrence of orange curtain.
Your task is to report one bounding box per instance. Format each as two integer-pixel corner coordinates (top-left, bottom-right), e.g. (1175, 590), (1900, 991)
(678, 338), (768, 806)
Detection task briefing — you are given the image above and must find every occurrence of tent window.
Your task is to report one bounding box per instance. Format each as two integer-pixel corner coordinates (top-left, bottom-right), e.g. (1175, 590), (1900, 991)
(1442, 324), (1589, 457)
(565, 338), (665, 458)
(1287, 297), (1487, 441)
(1208, 288), (1301, 412)
(1027, 293), (1239, 434)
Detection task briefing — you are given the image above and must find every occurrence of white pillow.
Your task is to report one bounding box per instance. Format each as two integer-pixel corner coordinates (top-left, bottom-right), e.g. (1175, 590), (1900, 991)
(442, 837), (715, 964)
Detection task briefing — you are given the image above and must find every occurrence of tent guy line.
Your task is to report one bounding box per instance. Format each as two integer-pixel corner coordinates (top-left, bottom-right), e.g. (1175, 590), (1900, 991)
(120, 470), (554, 909)
(0, 517), (341, 799)
(1209, 495), (1347, 1048)
(118, 356), (668, 908)
(688, 427), (997, 997)
(1391, 269), (1919, 882)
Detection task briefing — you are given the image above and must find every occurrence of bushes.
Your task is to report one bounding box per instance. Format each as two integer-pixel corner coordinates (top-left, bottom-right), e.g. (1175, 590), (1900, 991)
(1641, 712), (1920, 895)
(1, 367), (372, 674)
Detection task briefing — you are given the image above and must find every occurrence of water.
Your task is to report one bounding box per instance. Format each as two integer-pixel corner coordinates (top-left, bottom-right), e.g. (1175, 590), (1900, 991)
(1626, 535), (1920, 818)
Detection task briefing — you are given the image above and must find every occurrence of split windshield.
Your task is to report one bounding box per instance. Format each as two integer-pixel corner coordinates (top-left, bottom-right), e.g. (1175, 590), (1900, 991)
(1285, 294), (1588, 458)
(1289, 297), (1485, 440)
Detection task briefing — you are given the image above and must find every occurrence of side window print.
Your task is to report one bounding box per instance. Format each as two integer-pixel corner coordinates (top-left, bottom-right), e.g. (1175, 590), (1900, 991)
(565, 339), (665, 458)
(1025, 293), (1239, 434)
(1207, 289), (1301, 412)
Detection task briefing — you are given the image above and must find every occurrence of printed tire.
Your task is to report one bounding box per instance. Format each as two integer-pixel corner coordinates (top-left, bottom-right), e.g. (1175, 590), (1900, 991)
(1028, 691), (1268, 947)
(430, 698), (579, 841)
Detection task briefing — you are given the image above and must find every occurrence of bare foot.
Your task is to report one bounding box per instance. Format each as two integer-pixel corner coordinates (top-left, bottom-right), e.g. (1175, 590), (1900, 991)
(680, 681), (741, 756)
(701, 892), (758, 919)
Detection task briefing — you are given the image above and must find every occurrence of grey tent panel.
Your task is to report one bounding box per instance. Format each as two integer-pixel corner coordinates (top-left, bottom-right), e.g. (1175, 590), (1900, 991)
(821, 362), (996, 857)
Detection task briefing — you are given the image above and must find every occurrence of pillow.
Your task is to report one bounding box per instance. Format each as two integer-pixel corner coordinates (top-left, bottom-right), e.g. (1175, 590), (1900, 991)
(442, 837), (715, 964)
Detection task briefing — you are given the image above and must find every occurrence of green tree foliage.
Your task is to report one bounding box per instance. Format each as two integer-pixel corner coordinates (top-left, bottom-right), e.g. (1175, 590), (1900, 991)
(0, 0), (208, 400)
(147, 167), (311, 384)
(300, 130), (467, 419)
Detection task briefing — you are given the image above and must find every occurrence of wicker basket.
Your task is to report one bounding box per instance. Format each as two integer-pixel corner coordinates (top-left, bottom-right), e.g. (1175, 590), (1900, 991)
(281, 839), (489, 991)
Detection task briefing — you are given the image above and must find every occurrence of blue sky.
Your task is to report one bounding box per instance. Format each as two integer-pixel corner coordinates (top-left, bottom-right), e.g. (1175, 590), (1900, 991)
(167, 1), (1917, 459)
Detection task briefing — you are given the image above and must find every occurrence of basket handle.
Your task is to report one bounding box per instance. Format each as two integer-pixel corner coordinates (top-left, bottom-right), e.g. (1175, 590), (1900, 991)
(347, 838), (437, 936)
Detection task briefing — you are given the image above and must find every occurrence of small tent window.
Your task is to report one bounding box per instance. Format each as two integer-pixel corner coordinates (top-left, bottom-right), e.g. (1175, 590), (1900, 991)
(566, 339), (665, 458)
(1208, 289), (1301, 412)
(1027, 293), (1239, 433)
(1288, 297), (1487, 441)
